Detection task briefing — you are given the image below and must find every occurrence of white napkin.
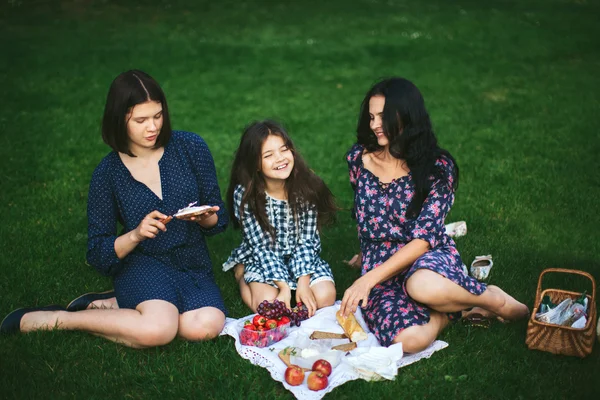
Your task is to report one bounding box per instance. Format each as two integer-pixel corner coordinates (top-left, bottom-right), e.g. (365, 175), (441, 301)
(343, 343), (404, 380)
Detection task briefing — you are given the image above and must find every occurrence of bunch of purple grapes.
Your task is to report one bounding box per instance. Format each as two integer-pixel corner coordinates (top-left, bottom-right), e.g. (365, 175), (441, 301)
(257, 299), (289, 320)
(256, 300), (310, 327)
(289, 303), (309, 327)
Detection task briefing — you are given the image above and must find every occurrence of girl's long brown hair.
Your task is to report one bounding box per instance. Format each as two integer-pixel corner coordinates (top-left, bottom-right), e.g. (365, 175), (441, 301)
(227, 120), (336, 239)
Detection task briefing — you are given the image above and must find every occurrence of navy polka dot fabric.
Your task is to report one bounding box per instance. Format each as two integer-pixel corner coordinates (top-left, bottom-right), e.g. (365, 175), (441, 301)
(86, 131), (228, 314)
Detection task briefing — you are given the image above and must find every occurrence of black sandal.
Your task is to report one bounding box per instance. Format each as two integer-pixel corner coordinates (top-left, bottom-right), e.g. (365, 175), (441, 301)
(1, 305), (66, 334)
(462, 313), (492, 328)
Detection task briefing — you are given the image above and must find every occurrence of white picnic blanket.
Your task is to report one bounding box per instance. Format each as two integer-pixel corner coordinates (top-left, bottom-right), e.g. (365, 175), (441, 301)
(220, 301), (448, 400)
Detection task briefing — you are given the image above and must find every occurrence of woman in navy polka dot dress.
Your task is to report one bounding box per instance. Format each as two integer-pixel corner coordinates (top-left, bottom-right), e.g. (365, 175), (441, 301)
(339, 78), (529, 353)
(1, 70), (228, 347)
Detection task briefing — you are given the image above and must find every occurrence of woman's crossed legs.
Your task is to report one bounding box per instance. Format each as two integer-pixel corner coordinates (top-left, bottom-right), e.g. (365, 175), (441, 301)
(405, 269), (529, 320)
(391, 269), (529, 353)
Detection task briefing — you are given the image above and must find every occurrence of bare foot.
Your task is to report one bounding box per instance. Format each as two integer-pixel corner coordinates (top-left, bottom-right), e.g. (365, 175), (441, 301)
(342, 254), (362, 269)
(485, 285), (530, 321)
(20, 310), (63, 332)
(89, 297), (118, 310)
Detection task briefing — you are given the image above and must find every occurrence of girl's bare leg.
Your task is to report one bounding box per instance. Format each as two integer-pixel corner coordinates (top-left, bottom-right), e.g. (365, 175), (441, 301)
(19, 299), (179, 348)
(246, 282), (279, 312)
(310, 281), (336, 309)
(392, 311), (449, 353)
(178, 307), (225, 341)
(405, 269), (529, 320)
(233, 264), (253, 310)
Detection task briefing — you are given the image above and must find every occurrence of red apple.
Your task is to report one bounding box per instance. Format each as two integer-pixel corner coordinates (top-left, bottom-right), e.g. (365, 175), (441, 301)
(307, 371), (328, 391)
(312, 359), (332, 377)
(284, 365), (305, 386)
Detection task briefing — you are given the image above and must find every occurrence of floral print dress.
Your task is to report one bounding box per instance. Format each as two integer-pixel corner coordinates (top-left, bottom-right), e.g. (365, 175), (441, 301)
(347, 143), (486, 347)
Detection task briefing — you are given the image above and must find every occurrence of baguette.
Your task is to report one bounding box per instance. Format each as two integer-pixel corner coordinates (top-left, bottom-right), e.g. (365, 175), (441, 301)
(336, 310), (368, 342)
(331, 342), (357, 352)
(309, 330), (348, 340)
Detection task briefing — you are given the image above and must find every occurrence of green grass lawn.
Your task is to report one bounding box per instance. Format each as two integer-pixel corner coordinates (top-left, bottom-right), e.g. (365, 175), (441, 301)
(1, 0), (598, 398)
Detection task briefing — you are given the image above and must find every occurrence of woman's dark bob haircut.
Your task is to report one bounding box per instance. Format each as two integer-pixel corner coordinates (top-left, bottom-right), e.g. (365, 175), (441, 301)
(101, 70), (172, 156)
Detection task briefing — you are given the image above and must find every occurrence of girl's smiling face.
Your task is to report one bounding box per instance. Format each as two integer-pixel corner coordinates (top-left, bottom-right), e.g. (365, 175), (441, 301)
(260, 134), (294, 184)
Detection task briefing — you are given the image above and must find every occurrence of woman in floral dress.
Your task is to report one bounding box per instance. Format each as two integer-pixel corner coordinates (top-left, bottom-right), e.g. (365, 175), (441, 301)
(339, 78), (529, 353)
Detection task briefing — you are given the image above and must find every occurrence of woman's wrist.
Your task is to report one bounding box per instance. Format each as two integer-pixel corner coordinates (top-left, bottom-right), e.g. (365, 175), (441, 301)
(361, 270), (377, 290)
(114, 231), (141, 260)
(128, 230), (142, 244)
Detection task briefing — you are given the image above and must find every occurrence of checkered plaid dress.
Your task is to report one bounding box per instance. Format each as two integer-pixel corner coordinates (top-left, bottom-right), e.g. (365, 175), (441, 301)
(223, 184), (334, 289)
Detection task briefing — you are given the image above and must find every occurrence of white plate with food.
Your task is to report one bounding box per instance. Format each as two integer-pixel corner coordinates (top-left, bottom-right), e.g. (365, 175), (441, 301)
(173, 202), (214, 218)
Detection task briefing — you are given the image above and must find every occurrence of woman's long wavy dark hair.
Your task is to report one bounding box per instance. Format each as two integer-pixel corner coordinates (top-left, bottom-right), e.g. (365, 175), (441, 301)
(357, 77), (459, 219)
(227, 120), (337, 238)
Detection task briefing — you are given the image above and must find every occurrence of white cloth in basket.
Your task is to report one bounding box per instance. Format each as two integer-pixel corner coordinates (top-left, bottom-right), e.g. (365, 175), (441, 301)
(220, 301), (448, 400)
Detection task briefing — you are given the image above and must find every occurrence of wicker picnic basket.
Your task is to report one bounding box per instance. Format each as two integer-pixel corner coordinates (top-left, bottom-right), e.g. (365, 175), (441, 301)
(526, 268), (597, 358)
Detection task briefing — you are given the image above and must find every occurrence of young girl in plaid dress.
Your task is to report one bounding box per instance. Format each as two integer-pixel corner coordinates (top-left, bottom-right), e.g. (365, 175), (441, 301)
(223, 120), (337, 316)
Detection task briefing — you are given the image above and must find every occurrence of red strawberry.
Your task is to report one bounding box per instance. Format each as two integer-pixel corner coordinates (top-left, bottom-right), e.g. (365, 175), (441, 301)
(278, 316), (291, 325)
(253, 315), (267, 327)
(265, 319), (278, 330)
